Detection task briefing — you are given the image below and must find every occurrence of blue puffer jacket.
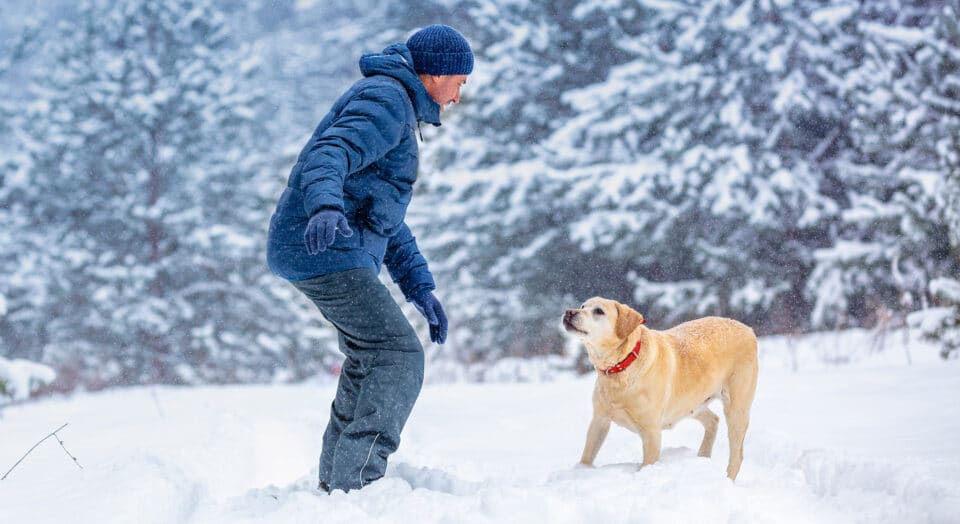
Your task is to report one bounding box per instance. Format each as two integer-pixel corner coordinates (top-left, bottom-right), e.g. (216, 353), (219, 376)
(267, 43), (441, 299)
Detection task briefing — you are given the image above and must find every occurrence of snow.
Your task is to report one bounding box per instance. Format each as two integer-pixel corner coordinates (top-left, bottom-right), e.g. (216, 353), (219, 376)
(810, 4), (857, 27)
(930, 278), (960, 302)
(0, 357), (56, 402)
(1, 331), (957, 523)
(909, 307), (956, 334)
(723, 0), (752, 31)
(860, 22), (930, 47)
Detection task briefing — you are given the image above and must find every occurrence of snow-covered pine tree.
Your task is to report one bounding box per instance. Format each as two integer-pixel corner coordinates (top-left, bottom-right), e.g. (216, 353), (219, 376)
(909, 148), (960, 359)
(4, 0), (338, 390)
(914, 1), (960, 361)
(413, 0), (871, 370)
(249, 0), (402, 139)
(0, 31), (57, 402)
(0, 16), (39, 165)
(904, 0), (960, 358)
(547, 0), (870, 335)
(410, 0), (657, 366)
(808, 0), (960, 333)
(0, 18), (46, 371)
(909, 277), (960, 359)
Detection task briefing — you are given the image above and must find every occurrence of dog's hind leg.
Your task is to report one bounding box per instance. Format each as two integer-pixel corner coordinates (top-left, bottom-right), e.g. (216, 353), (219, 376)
(579, 415), (611, 466)
(721, 366), (758, 480)
(692, 406), (719, 458)
(722, 401), (749, 480)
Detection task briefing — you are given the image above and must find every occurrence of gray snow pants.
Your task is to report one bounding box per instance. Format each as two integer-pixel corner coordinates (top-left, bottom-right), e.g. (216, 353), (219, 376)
(292, 268), (424, 492)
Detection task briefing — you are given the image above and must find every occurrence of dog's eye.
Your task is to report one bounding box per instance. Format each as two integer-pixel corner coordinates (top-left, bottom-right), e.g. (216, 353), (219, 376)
(593, 308), (604, 316)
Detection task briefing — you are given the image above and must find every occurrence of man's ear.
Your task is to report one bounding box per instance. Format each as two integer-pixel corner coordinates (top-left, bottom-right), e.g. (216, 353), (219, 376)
(615, 303), (645, 339)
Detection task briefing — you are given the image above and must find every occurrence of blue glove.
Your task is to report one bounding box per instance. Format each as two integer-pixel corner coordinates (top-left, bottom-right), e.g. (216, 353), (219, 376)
(304, 209), (353, 255)
(410, 291), (448, 344)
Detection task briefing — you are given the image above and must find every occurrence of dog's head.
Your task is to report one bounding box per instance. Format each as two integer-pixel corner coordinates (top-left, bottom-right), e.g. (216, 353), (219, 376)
(562, 297), (645, 348)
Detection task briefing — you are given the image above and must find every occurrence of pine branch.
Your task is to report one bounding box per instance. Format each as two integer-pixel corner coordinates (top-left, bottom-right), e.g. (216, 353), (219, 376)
(2, 423), (83, 481)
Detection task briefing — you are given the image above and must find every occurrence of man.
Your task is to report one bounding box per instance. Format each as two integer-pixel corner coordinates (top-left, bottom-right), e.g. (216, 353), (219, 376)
(266, 24), (473, 493)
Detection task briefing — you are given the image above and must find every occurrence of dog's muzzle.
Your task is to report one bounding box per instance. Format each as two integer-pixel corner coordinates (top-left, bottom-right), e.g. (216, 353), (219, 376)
(562, 310), (581, 333)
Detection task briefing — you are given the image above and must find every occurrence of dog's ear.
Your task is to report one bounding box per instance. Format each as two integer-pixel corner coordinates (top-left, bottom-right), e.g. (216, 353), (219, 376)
(615, 303), (645, 339)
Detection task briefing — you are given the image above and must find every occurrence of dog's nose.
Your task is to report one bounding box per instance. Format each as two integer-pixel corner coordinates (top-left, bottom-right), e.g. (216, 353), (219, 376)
(563, 309), (577, 322)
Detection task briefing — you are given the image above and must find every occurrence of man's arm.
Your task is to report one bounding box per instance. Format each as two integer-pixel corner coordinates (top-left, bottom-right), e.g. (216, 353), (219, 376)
(299, 84), (406, 216)
(384, 222), (435, 300)
(386, 222), (448, 344)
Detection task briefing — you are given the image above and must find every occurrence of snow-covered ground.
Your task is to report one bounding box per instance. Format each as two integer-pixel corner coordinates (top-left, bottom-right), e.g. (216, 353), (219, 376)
(1, 330), (958, 524)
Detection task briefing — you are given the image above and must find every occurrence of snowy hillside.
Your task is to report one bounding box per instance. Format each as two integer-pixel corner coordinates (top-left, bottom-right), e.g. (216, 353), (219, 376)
(1, 330), (958, 524)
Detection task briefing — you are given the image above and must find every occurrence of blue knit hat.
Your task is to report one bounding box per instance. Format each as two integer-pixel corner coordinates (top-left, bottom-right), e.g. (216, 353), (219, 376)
(406, 24), (474, 76)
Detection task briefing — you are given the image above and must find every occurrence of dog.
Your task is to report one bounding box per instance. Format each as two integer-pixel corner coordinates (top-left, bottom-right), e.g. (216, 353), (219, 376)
(562, 297), (758, 480)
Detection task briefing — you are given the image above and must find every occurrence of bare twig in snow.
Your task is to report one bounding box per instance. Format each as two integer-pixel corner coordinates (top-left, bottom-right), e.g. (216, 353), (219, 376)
(150, 388), (165, 419)
(2, 423), (83, 480)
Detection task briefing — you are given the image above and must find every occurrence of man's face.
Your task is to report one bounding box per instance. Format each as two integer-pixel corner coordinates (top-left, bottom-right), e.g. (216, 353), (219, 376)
(421, 74), (468, 111)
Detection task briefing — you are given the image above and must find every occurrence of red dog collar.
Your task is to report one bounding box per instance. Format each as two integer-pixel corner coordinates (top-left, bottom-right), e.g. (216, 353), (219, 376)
(601, 339), (643, 375)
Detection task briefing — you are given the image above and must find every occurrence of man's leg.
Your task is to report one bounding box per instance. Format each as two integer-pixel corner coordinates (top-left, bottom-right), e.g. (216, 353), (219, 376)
(328, 348), (424, 490)
(317, 337), (360, 490)
(292, 268), (424, 492)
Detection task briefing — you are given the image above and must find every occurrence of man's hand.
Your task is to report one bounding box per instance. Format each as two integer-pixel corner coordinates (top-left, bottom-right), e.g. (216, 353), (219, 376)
(304, 210), (353, 255)
(410, 291), (448, 344)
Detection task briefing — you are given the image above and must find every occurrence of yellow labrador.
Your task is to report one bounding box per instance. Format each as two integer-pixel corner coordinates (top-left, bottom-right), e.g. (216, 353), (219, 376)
(562, 297), (758, 480)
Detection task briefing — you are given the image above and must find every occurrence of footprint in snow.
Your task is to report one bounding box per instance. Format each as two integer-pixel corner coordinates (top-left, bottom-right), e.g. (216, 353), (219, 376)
(386, 462), (484, 496)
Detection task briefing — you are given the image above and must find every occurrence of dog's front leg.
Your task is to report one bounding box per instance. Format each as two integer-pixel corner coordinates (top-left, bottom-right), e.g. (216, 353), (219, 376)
(579, 415), (611, 466)
(638, 426), (662, 466)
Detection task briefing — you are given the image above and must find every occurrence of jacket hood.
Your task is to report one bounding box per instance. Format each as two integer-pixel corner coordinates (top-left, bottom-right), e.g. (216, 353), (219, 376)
(359, 43), (441, 127)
